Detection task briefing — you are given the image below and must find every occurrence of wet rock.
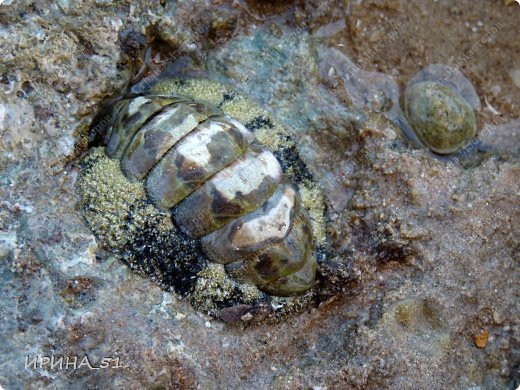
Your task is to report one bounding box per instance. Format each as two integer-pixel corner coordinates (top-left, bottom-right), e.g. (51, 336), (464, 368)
(0, 1), (518, 389)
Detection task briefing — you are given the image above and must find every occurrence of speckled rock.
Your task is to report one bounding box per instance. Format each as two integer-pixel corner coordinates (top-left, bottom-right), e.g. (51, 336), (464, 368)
(0, 1), (519, 389)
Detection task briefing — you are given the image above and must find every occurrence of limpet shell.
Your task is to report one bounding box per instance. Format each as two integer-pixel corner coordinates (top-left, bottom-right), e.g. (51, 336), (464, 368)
(403, 64), (480, 154)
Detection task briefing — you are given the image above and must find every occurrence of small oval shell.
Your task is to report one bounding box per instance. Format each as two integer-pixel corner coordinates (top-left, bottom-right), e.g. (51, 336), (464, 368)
(403, 64), (479, 154)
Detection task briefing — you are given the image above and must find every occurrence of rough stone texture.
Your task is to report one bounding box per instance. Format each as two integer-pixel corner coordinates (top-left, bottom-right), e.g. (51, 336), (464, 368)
(0, 0), (518, 389)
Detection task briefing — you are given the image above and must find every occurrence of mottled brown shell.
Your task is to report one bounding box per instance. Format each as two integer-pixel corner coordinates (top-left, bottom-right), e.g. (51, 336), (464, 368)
(97, 91), (317, 296)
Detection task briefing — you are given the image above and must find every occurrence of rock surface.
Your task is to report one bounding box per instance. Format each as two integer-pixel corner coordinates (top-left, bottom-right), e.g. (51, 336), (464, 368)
(0, 0), (518, 388)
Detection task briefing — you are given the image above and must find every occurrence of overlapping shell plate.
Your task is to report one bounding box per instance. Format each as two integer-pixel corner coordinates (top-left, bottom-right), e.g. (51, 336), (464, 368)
(78, 77), (327, 322)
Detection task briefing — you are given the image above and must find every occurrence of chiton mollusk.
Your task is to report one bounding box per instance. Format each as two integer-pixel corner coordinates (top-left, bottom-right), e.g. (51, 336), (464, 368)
(79, 78), (326, 319)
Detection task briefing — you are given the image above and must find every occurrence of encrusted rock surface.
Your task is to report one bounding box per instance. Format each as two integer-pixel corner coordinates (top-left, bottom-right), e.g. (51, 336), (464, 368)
(0, 0), (518, 388)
